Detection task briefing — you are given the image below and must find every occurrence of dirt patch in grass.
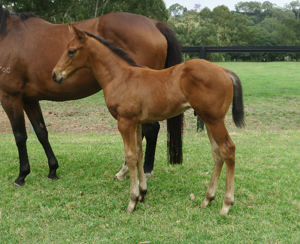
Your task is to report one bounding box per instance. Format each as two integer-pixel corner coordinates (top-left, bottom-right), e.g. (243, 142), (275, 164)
(1, 94), (299, 134)
(0, 103), (118, 134)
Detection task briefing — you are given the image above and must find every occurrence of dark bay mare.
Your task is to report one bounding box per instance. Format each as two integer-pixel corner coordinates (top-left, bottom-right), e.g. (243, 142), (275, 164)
(52, 26), (245, 214)
(0, 5), (183, 186)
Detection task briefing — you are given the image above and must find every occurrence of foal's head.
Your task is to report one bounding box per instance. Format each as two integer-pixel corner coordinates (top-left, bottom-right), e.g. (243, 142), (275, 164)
(52, 24), (89, 84)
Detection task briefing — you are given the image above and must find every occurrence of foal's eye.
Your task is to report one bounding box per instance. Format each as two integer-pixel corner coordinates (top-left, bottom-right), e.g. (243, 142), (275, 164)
(68, 49), (77, 56)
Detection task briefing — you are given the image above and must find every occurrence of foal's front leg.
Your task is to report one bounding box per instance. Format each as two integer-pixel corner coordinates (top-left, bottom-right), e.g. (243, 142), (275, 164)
(118, 118), (144, 213)
(113, 122), (159, 181)
(136, 124), (147, 202)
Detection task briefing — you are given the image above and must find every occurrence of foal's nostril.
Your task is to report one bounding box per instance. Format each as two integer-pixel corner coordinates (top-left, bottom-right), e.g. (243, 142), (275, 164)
(52, 73), (57, 82)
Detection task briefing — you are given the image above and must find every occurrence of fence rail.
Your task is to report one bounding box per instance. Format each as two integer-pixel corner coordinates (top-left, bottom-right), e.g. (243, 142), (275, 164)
(182, 46), (300, 59)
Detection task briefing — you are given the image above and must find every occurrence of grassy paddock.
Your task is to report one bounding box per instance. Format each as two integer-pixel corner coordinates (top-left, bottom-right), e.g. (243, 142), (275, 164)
(0, 62), (299, 243)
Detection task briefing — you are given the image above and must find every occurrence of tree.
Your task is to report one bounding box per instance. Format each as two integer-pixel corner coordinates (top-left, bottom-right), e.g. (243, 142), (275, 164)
(2, 0), (169, 23)
(284, 18), (300, 45)
(287, 0), (300, 19)
(212, 6), (232, 46)
(200, 7), (212, 20)
(168, 3), (187, 21)
(271, 7), (295, 22)
(230, 13), (255, 45)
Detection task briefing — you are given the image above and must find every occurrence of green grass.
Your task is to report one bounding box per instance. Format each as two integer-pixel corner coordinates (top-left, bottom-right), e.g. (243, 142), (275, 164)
(0, 132), (299, 243)
(0, 62), (299, 243)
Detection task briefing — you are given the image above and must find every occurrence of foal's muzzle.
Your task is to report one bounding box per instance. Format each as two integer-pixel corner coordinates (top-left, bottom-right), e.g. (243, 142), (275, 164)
(52, 72), (64, 84)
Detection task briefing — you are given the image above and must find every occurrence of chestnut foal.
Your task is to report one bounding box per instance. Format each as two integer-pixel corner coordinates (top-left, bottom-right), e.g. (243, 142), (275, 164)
(53, 25), (245, 214)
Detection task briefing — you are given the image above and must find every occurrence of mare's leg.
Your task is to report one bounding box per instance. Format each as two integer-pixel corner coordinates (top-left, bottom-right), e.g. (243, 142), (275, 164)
(23, 100), (59, 179)
(142, 122), (160, 179)
(202, 122), (236, 215)
(118, 118), (140, 213)
(136, 124), (147, 202)
(114, 122), (160, 181)
(1, 95), (30, 186)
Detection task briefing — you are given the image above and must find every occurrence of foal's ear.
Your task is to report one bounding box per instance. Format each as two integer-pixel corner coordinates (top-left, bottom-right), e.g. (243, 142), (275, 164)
(68, 23), (75, 34)
(68, 24), (87, 42)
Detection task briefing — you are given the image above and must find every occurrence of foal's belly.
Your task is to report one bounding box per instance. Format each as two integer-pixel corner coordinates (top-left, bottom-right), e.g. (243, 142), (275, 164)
(139, 102), (191, 123)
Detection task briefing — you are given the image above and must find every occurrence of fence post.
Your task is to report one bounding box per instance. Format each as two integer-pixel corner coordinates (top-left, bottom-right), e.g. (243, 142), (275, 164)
(200, 46), (206, 59)
(196, 46), (206, 131)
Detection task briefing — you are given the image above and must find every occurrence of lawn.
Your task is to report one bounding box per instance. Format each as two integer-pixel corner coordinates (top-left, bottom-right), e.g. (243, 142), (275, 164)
(0, 62), (299, 243)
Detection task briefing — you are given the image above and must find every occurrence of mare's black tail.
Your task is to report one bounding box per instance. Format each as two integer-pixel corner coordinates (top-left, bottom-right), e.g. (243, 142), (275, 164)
(156, 22), (183, 164)
(225, 70), (245, 128)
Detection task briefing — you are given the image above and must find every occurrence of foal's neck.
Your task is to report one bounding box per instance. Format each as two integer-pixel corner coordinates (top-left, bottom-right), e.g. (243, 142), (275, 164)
(87, 38), (131, 90)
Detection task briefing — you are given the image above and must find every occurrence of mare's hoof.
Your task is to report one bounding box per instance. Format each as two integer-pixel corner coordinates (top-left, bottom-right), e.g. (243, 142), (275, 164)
(48, 175), (59, 180)
(13, 180), (25, 187)
(48, 170), (59, 180)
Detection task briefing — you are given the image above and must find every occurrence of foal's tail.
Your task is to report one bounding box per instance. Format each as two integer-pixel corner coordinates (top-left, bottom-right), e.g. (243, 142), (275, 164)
(156, 22), (183, 164)
(225, 70), (245, 128)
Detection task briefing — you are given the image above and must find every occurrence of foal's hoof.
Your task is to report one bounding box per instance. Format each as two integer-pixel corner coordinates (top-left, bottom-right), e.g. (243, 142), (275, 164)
(125, 207), (134, 214)
(114, 163), (129, 181)
(138, 190), (148, 203)
(219, 201), (234, 215)
(219, 209), (229, 215)
(144, 171), (153, 181)
(126, 204), (135, 213)
(114, 174), (127, 181)
(200, 199), (210, 209)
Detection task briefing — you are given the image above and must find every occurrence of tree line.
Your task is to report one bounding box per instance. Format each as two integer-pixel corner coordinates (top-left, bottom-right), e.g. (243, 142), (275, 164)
(168, 1), (300, 61)
(1, 0), (169, 23)
(2, 0), (300, 61)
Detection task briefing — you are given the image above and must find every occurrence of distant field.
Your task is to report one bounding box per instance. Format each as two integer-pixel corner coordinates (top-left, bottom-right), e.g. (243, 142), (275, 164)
(0, 62), (299, 243)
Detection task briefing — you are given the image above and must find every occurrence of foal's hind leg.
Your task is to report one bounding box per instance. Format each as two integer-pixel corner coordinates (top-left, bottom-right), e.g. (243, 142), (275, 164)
(201, 127), (224, 209)
(202, 122), (236, 215)
(24, 100), (59, 180)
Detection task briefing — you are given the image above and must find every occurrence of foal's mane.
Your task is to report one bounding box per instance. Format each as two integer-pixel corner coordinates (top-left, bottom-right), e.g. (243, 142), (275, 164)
(0, 5), (35, 35)
(84, 31), (140, 67)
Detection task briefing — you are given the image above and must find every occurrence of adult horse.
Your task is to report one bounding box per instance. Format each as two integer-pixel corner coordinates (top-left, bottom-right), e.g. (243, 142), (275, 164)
(0, 5), (183, 186)
(52, 26), (245, 214)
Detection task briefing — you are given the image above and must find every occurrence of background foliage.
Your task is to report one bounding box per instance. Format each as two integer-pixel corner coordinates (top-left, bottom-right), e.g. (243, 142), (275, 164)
(1, 0), (170, 22)
(168, 1), (300, 61)
(2, 0), (300, 61)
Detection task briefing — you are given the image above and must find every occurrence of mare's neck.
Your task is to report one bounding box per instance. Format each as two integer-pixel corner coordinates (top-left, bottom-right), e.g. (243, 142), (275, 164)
(87, 38), (130, 90)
